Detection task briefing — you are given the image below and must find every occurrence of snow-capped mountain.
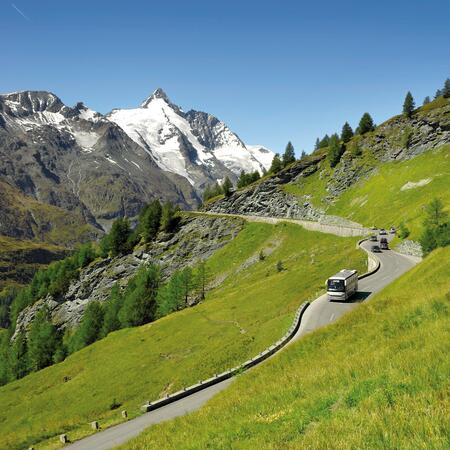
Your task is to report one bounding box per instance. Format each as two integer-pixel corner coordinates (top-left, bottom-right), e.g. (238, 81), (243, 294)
(107, 88), (274, 187)
(0, 89), (273, 231)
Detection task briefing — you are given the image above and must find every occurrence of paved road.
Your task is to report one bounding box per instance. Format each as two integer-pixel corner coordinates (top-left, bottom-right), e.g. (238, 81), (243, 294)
(292, 237), (420, 342)
(187, 210), (368, 237)
(66, 231), (419, 450)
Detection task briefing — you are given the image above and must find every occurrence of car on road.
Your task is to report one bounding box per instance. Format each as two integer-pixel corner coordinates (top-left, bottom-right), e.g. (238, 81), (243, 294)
(369, 235), (378, 242)
(380, 237), (389, 250)
(371, 245), (381, 252)
(379, 229), (387, 235)
(326, 269), (358, 302)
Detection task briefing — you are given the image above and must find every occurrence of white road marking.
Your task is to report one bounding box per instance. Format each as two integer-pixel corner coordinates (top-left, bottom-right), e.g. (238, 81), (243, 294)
(329, 313), (335, 321)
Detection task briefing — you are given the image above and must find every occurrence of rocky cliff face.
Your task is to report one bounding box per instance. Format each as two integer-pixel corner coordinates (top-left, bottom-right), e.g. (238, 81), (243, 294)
(13, 215), (243, 336)
(205, 155), (326, 219)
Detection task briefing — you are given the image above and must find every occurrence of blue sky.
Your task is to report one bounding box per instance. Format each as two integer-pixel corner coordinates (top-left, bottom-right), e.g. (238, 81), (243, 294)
(2, 0), (449, 154)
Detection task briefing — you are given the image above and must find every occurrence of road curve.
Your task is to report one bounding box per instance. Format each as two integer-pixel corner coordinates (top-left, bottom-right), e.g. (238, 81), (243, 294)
(65, 229), (419, 450)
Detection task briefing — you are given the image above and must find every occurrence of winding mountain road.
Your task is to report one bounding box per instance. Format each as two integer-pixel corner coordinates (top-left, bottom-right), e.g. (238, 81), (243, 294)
(66, 222), (420, 450)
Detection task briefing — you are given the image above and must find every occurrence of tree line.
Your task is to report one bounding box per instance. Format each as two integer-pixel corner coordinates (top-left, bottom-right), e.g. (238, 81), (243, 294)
(0, 259), (210, 386)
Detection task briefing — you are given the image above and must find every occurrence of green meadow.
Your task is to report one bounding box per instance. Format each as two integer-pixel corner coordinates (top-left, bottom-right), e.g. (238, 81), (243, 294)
(0, 222), (366, 449)
(122, 246), (450, 450)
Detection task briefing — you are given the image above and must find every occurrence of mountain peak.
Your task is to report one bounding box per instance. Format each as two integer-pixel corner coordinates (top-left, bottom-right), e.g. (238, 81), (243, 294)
(141, 88), (171, 108)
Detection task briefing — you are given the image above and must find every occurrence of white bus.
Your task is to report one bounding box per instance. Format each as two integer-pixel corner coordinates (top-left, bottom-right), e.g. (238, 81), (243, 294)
(327, 269), (358, 302)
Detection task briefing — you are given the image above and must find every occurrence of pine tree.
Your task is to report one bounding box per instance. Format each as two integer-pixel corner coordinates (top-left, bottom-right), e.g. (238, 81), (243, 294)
(99, 234), (111, 258)
(237, 170), (247, 189)
(402, 91), (415, 118)
(179, 267), (194, 306)
(160, 202), (180, 233)
(157, 271), (184, 317)
(119, 265), (160, 327)
(27, 307), (59, 371)
(109, 218), (131, 257)
(9, 330), (29, 380)
(319, 134), (330, 148)
(140, 200), (162, 242)
(222, 176), (233, 197)
(282, 141), (296, 166)
(77, 242), (96, 268)
(300, 150), (306, 160)
(101, 284), (122, 337)
(340, 122), (354, 143)
(0, 331), (10, 385)
(314, 138), (320, 150)
(434, 89), (442, 99)
(327, 134), (344, 168)
(195, 261), (209, 301)
(357, 113), (375, 134)
(443, 78), (450, 98)
(269, 153), (283, 173)
(423, 198), (447, 229)
(422, 96), (431, 105)
(69, 302), (104, 353)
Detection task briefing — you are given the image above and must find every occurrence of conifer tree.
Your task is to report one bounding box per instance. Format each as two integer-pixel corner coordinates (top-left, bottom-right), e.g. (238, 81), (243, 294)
(300, 150), (306, 159)
(443, 78), (450, 98)
(101, 284), (122, 337)
(140, 200), (162, 242)
(222, 176), (233, 197)
(69, 302), (104, 353)
(423, 96), (431, 105)
(340, 122), (354, 143)
(357, 113), (375, 134)
(434, 89), (442, 99)
(403, 91), (415, 118)
(10, 330), (29, 380)
(195, 261), (209, 301)
(119, 265), (160, 327)
(319, 134), (330, 148)
(269, 153), (283, 173)
(27, 307), (59, 371)
(160, 202), (180, 233)
(109, 217), (131, 256)
(327, 134), (344, 167)
(282, 141), (296, 166)
(314, 138), (320, 150)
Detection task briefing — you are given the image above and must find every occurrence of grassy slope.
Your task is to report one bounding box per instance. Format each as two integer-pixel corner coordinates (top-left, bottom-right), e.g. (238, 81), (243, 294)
(329, 144), (450, 238)
(123, 246), (450, 450)
(0, 222), (366, 450)
(0, 180), (99, 246)
(284, 144), (450, 239)
(0, 235), (67, 290)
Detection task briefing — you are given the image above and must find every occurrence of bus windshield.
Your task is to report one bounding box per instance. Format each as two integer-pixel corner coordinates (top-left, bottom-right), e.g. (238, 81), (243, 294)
(327, 279), (345, 292)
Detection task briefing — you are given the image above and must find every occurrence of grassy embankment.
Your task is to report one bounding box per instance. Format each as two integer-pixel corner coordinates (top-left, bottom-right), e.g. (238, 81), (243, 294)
(285, 144), (450, 239)
(122, 246), (450, 450)
(0, 222), (366, 449)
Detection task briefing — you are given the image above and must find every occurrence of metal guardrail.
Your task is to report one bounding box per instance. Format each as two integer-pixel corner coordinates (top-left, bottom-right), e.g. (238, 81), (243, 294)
(141, 301), (310, 413)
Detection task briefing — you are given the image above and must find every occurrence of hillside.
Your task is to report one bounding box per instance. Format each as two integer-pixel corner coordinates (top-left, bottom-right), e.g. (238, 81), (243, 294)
(122, 245), (450, 450)
(0, 222), (366, 450)
(205, 97), (450, 253)
(0, 180), (100, 287)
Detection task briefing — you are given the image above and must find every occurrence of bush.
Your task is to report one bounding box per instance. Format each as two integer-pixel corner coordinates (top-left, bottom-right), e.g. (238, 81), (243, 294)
(419, 198), (450, 255)
(398, 222), (410, 239)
